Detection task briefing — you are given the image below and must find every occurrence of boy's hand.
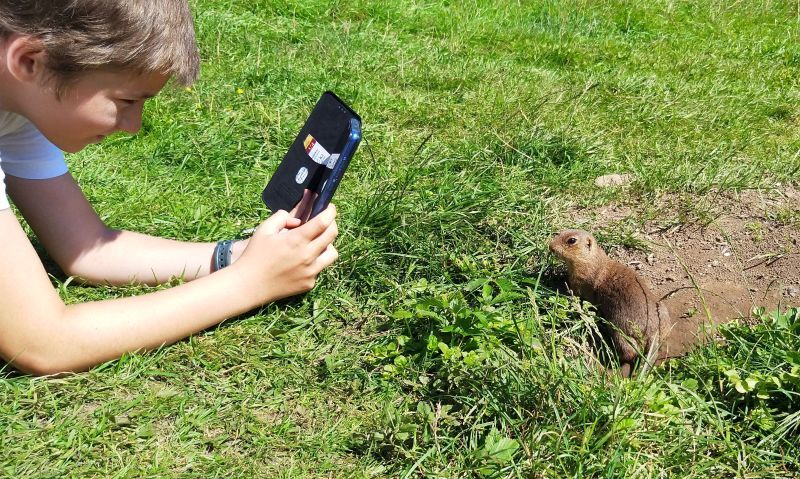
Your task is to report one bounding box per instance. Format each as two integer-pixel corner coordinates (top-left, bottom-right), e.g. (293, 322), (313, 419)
(229, 190), (319, 264)
(290, 189), (317, 223)
(232, 205), (338, 304)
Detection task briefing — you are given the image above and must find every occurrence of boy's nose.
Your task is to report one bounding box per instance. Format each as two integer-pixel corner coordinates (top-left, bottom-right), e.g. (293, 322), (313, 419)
(117, 107), (143, 134)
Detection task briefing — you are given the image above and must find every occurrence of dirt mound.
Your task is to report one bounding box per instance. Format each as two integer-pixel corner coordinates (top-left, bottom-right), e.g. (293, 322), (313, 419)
(571, 187), (800, 335)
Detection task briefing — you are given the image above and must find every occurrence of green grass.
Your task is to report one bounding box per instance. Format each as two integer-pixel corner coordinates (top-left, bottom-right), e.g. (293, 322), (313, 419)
(2, 0), (800, 477)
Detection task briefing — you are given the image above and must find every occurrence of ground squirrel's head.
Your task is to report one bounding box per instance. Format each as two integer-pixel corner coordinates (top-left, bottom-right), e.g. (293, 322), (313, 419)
(548, 229), (606, 270)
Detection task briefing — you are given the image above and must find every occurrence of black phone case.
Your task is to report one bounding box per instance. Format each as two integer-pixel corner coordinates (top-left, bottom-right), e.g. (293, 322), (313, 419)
(261, 91), (360, 213)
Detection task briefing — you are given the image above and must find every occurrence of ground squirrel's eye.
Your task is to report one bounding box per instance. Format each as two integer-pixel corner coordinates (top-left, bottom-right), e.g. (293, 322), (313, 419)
(566, 237), (577, 245)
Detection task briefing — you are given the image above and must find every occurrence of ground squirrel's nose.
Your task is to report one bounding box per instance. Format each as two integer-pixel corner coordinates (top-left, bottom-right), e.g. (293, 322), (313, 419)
(547, 237), (558, 252)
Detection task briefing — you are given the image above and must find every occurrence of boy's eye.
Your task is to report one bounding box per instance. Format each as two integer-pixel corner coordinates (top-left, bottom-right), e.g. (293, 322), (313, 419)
(118, 98), (137, 105)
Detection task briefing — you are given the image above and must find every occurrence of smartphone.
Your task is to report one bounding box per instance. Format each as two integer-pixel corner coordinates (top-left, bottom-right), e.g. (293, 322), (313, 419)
(261, 92), (361, 220)
(308, 117), (361, 218)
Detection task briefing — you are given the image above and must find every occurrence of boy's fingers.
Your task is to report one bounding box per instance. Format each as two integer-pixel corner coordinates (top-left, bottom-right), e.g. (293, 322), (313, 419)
(295, 204), (337, 240)
(283, 219), (303, 231)
(260, 210), (292, 235)
(314, 244), (339, 270)
(309, 219), (338, 256)
(290, 189), (315, 221)
(289, 189), (312, 214)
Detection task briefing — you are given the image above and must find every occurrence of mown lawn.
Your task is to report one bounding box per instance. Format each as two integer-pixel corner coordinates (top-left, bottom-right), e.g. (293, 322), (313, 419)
(2, 0), (800, 477)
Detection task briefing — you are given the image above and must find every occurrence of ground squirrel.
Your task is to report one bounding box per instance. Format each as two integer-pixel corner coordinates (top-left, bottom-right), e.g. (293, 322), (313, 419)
(549, 229), (671, 377)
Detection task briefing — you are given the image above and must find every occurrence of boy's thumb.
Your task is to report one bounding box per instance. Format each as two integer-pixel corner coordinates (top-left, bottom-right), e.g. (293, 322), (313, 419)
(259, 210), (292, 235)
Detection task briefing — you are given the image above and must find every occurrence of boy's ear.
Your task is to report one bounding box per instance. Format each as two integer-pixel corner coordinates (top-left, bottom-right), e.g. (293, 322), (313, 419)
(5, 36), (47, 84)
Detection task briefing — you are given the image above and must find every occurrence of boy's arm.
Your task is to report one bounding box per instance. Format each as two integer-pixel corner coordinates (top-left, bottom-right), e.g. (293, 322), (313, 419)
(0, 205), (338, 375)
(5, 173), (240, 285)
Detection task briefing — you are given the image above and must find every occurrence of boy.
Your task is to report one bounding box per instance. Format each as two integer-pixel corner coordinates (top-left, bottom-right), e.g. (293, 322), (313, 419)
(0, 1), (339, 375)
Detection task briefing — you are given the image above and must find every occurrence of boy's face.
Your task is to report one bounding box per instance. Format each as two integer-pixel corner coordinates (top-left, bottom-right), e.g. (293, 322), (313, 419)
(29, 70), (169, 153)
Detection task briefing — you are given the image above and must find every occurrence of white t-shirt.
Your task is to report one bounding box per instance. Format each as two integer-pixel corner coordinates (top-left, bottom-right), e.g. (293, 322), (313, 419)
(0, 111), (68, 210)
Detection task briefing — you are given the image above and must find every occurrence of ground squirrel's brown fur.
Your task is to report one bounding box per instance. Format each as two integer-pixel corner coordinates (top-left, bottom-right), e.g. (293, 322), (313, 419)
(549, 229), (671, 377)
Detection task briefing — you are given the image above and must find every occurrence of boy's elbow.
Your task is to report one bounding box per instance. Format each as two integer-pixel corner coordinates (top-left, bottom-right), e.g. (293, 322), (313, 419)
(13, 354), (68, 377)
(4, 344), (81, 376)
(1, 322), (83, 376)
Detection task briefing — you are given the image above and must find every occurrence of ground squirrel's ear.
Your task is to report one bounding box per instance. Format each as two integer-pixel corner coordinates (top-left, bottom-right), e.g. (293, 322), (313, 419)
(586, 237), (593, 250)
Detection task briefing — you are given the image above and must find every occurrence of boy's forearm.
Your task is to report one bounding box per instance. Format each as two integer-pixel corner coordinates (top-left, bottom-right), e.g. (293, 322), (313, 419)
(6, 175), (246, 286)
(12, 264), (263, 375)
(68, 229), (221, 285)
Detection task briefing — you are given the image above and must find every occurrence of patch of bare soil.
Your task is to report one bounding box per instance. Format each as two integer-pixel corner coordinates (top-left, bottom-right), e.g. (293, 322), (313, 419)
(573, 187), (800, 346)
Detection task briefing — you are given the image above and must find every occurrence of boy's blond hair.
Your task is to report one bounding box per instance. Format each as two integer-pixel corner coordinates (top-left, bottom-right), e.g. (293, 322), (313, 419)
(0, 0), (200, 95)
